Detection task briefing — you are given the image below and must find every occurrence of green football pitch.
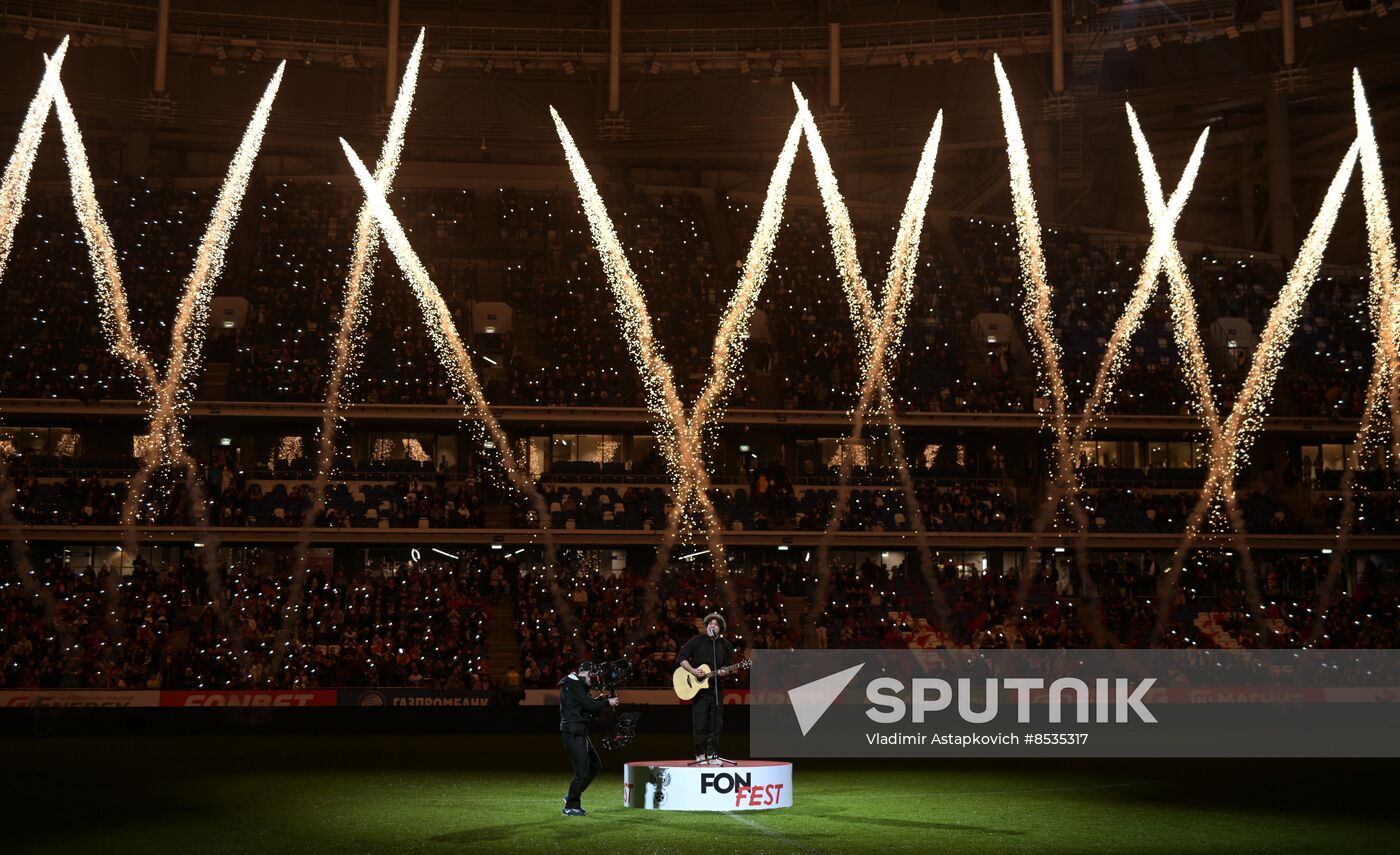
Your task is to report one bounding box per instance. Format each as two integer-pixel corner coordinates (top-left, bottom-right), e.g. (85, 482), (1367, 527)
(3, 733), (1395, 854)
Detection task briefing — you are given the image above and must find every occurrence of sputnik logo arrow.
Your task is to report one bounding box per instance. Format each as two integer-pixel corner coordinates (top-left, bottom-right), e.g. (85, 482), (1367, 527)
(788, 664), (864, 736)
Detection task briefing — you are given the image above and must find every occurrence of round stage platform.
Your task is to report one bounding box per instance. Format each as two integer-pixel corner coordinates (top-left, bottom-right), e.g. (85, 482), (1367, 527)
(622, 760), (793, 811)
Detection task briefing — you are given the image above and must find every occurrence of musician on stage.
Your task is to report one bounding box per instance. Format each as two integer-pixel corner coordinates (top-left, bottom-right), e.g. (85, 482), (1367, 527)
(559, 661), (618, 816)
(677, 613), (735, 765)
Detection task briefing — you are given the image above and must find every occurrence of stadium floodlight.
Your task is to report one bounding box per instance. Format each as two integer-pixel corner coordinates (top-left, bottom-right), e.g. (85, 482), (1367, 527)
(249, 46), (265, 62)
(23, 25), (37, 40)
(1225, 25), (1240, 38)
(689, 58), (701, 74)
(481, 58), (494, 73)
(301, 51), (315, 65)
(562, 59), (575, 75)
(79, 32), (95, 47)
(948, 48), (963, 63)
(340, 53), (358, 68)
(897, 51), (912, 66)
(1124, 36), (1138, 51)
(1299, 14), (1314, 27)
(1147, 34), (1162, 49)
(647, 57), (662, 75)
(738, 57), (751, 74)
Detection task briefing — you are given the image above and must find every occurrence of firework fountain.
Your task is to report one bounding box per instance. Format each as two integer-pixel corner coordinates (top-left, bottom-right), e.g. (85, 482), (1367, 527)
(1155, 142), (1362, 642)
(340, 140), (581, 651)
(0, 43), (71, 642)
(53, 62), (285, 667)
(992, 57), (1117, 640)
(1304, 70), (1397, 644)
(788, 86), (954, 640)
(550, 105), (805, 635)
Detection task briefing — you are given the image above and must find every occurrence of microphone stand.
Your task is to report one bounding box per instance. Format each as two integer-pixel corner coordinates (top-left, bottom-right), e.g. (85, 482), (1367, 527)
(709, 633), (736, 767)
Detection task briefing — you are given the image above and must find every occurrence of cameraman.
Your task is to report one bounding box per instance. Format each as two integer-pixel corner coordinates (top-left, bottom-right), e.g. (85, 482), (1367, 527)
(559, 661), (617, 817)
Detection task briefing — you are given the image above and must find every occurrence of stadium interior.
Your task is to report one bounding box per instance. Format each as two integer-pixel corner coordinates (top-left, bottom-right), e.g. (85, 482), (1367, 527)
(1, 1), (1399, 851)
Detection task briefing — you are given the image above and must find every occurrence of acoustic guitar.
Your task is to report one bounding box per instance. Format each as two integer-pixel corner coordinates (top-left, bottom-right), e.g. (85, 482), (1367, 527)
(672, 659), (752, 701)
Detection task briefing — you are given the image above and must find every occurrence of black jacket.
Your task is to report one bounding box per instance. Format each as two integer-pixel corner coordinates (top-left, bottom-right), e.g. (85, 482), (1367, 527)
(559, 673), (609, 734)
(678, 633), (735, 691)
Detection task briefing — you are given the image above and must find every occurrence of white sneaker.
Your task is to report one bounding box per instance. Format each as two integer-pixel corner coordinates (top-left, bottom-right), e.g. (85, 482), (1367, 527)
(695, 754), (706, 764)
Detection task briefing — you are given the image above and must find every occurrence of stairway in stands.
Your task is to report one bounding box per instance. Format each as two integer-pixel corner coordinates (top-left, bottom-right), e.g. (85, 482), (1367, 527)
(200, 363), (230, 400)
(485, 594), (524, 685)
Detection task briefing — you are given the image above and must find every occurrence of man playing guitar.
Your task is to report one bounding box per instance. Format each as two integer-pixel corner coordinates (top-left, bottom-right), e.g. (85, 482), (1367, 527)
(677, 612), (739, 765)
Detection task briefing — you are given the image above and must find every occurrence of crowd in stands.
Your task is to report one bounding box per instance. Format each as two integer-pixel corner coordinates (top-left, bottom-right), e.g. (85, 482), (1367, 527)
(4, 545), (1396, 691)
(11, 468), (1320, 536)
(0, 178), (1376, 423)
(1, 555), (494, 691)
(514, 559), (802, 688)
(7, 472), (487, 530)
(955, 217), (1201, 415)
(1, 182), (202, 400)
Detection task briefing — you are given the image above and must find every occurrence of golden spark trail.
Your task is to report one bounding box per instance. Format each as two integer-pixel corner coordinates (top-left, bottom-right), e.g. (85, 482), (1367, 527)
(791, 84), (951, 634)
(0, 38), (67, 286)
(993, 56), (1075, 487)
(138, 62), (286, 474)
(631, 112), (805, 644)
(551, 106), (803, 627)
(341, 141), (562, 586)
(1159, 140), (1360, 640)
(51, 78), (160, 394)
(1349, 69), (1400, 485)
(549, 107), (717, 553)
(271, 31), (428, 679)
(116, 62), (284, 600)
(0, 42), (71, 643)
(992, 56), (1117, 639)
(1309, 72), (1398, 641)
(1027, 112), (1210, 558)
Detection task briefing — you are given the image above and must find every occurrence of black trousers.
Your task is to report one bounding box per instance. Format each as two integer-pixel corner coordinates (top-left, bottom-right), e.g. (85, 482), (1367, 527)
(692, 689), (723, 757)
(562, 731), (601, 808)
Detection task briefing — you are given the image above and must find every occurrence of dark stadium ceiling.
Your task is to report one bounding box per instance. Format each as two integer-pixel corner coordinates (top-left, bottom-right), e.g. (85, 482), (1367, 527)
(0, 0), (1395, 243)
